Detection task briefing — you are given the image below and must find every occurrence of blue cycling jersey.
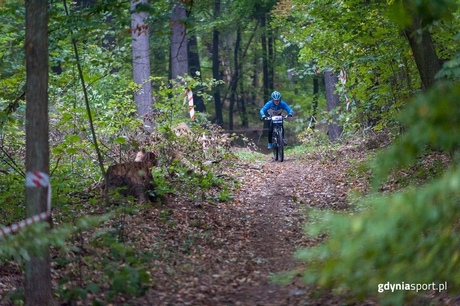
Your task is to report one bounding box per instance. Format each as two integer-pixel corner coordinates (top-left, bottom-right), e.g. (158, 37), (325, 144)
(260, 100), (294, 118)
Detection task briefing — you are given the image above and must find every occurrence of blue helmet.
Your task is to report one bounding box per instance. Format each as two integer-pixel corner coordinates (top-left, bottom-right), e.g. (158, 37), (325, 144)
(271, 91), (281, 100)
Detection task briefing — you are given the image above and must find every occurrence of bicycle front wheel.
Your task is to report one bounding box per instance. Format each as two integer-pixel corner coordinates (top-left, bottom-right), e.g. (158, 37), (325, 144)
(273, 142), (279, 161)
(277, 130), (284, 162)
(273, 129), (279, 161)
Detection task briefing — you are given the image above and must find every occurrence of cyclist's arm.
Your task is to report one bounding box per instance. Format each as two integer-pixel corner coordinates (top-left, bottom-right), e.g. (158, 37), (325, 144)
(281, 101), (294, 116)
(260, 101), (272, 117)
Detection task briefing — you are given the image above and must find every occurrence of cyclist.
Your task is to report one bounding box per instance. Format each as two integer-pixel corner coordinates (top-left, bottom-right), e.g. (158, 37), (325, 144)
(260, 91), (294, 149)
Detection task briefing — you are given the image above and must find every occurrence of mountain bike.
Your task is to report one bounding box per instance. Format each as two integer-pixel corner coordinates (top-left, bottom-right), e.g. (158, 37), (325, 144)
(265, 115), (289, 162)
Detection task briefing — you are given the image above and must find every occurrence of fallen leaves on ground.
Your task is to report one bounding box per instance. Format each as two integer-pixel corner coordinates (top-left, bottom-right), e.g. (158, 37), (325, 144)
(0, 143), (375, 305)
(125, 144), (372, 305)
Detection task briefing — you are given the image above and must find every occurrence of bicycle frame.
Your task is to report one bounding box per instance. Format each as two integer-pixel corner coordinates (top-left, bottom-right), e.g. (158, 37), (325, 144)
(265, 115), (287, 162)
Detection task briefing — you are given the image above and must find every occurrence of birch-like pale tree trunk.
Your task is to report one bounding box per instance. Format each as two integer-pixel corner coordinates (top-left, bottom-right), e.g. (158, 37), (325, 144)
(170, 2), (189, 81)
(131, 0), (153, 130)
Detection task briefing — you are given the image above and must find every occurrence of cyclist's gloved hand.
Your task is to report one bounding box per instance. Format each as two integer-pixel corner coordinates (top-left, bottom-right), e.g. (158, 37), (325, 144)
(260, 116), (266, 120)
(288, 114), (293, 117)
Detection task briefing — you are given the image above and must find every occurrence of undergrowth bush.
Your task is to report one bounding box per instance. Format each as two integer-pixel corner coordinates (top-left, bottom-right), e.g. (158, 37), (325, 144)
(134, 77), (238, 203)
(290, 79), (460, 304)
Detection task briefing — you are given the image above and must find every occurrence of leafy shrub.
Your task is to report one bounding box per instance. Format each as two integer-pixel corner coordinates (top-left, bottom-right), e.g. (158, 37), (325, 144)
(293, 79), (460, 304)
(141, 77), (237, 203)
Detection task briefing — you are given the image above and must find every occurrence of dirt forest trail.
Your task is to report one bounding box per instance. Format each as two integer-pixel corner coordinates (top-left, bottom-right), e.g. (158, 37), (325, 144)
(136, 145), (370, 306)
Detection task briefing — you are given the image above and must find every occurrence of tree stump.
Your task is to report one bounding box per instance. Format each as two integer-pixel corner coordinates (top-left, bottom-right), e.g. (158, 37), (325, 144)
(105, 150), (157, 204)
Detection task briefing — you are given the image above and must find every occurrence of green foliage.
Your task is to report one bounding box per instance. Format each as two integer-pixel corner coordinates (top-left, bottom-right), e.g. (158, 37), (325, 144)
(0, 1), (245, 304)
(0, 173), (25, 225)
(98, 238), (152, 300)
(145, 76), (237, 202)
(436, 43), (460, 81)
(0, 0), (140, 220)
(296, 167), (460, 304)
(292, 79), (460, 303)
(6, 0), (459, 303)
(53, 224), (151, 304)
(105, 263), (151, 299)
(56, 280), (101, 304)
(0, 2), (25, 105)
(273, 0), (460, 133)
(0, 214), (109, 262)
(298, 126), (330, 148)
(0, 1), (136, 297)
(372, 80), (460, 185)
(389, 0), (459, 27)
(151, 120), (237, 202)
(234, 149), (266, 163)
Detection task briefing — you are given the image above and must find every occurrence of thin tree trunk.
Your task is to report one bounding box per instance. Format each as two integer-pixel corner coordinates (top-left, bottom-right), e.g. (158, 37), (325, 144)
(188, 33), (206, 112)
(131, 0), (153, 130)
(324, 71), (343, 141)
(311, 77), (319, 129)
(239, 85), (248, 127)
(212, 0), (223, 126)
(251, 53), (258, 105)
(25, 0), (53, 304)
(260, 13), (269, 98)
(268, 27), (274, 91)
(240, 97), (248, 127)
(261, 13), (270, 141)
(228, 27), (241, 131)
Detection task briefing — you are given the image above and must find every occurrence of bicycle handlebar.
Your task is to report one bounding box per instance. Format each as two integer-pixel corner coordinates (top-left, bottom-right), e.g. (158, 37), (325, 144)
(262, 115), (291, 121)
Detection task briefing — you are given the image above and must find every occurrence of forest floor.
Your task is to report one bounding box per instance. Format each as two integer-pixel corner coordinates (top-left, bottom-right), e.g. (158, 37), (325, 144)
(0, 140), (378, 305)
(126, 141), (374, 306)
(2, 137), (451, 305)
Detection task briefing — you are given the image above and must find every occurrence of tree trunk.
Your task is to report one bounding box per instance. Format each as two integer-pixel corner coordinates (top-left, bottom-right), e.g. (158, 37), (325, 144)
(25, 0), (53, 305)
(188, 33), (206, 112)
(324, 71), (343, 141)
(268, 26), (274, 91)
(311, 76), (319, 129)
(404, 14), (441, 89)
(170, 2), (188, 80)
(260, 12), (269, 98)
(212, 0), (223, 126)
(131, 0), (153, 130)
(239, 95), (248, 127)
(251, 53), (258, 106)
(228, 27), (241, 131)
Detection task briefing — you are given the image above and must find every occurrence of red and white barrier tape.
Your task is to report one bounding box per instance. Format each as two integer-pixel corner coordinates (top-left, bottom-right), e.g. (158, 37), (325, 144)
(339, 69), (347, 85)
(0, 171), (51, 238)
(183, 89), (195, 120)
(26, 171), (49, 188)
(345, 95), (350, 111)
